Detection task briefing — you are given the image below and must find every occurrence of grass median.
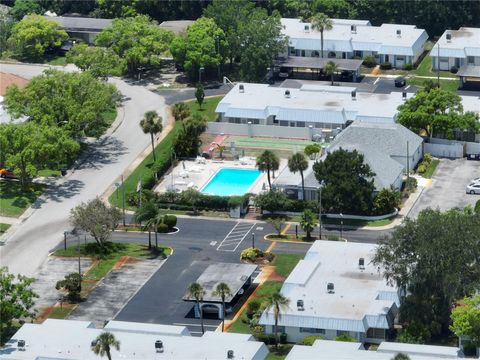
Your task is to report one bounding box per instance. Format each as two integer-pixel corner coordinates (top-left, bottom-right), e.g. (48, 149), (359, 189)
(422, 159), (440, 179)
(185, 96), (222, 122)
(0, 181), (45, 217)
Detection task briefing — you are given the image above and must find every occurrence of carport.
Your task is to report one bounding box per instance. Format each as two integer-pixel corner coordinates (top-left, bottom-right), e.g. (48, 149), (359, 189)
(457, 65), (480, 89)
(183, 263), (257, 319)
(273, 56), (363, 82)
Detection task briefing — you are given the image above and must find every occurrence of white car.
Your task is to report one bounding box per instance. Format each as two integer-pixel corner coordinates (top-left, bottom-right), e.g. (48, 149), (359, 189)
(466, 183), (480, 194)
(470, 177), (480, 184)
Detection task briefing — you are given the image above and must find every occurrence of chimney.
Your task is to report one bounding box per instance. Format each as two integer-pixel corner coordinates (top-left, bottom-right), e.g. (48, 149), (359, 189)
(402, 91), (407, 100)
(446, 32), (452, 42)
(359, 257), (365, 270)
(304, 24), (310, 33)
(284, 89), (291, 98)
(351, 24), (357, 34)
(351, 90), (356, 100)
(327, 282), (335, 293)
(396, 29), (401, 37)
(297, 299), (304, 311)
(239, 84), (244, 93)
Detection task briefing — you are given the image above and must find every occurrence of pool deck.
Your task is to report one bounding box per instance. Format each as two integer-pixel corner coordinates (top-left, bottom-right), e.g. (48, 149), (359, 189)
(154, 158), (287, 195)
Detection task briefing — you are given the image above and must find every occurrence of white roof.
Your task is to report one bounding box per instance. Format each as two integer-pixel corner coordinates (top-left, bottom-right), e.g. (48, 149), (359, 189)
(0, 319), (268, 360)
(331, 18), (371, 26)
(0, 96), (28, 124)
(286, 340), (463, 359)
(217, 83), (410, 124)
(432, 27), (480, 58)
(282, 18), (428, 56)
(460, 95), (480, 115)
(259, 241), (399, 333)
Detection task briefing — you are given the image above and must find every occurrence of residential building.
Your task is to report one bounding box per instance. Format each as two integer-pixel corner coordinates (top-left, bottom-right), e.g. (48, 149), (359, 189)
(259, 240), (400, 344)
(286, 339), (464, 359)
(0, 319), (268, 360)
(281, 18), (428, 67)
(159, 20), (194, 34)
(42, 15), (113, 44)
(0, 72), (29, 124)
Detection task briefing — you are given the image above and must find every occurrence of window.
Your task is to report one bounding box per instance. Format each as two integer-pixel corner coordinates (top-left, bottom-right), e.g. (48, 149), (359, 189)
(289, 47), (295, 56)
(354, 50), (362, 58)
(328, 51), (336, 58)
(397, 56), (405, 61)
(311, 50), (319, 57)
(279, 120), (289, 127)
(252, 119), (260, 125)
(314, 123), (323, 128)
(296, 122), (305, 128)
(468, 56), (475, 64)
(273, 326), (285, 333)
(300, 328), (325, 334)
(273, 117), (279, 124)
(337, 330), (348, 336)
(301, 50), (306, 57)
(367, 328), (385, 339)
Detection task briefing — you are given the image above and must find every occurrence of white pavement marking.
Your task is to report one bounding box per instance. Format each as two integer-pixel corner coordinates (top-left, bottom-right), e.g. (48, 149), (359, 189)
(173, 323), (218, 328)
(216, 222), (256, 252)
(405, 85), (411, 90)
(374, 77), (380, 85)
(209, 241), (217, 246)
(256, 226), (263, 231)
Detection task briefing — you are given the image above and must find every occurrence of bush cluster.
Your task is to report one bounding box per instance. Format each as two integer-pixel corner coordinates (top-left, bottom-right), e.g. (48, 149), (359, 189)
(380, 62), (392, 70)
(402, 63), (413, 70)
(255, 191), (318, 213)
(416, 153), (433, 174)
(450, 66), (458, 74)
(363, 55), (376, 68)
(298, 335), (325, 346)
(157, 191), (250, 212)
(240, 247), (265, 261)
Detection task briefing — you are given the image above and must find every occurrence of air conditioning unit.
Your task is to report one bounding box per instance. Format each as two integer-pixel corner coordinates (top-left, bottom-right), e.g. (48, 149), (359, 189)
(446, 33), (452, 42)
(297, 299), (304, 311)
(351, 90), (357, 100)
(227, 350), (234, 359)
(304, 25), (310, 33)
(402, 91), (407, 100)
(284, 89), (291, 98)
(359, 257), (365, 270)
(239, 84), (244, 93)
(327, 282), (335, 293)
(351, 25), (357, 34)
(396, 29), (401, 37)
(155, 340), (164, 353)
(17, 340), (26, 351)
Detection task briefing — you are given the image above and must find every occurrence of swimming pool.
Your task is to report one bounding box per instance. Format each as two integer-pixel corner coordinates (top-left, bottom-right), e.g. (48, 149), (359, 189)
(201, 168), (261, 196)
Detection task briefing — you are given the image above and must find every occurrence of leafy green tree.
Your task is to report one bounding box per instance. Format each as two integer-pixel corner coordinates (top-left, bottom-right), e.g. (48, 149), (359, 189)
(187, 282), (206, 334)
(173, 113), (208, 157)
(70, 198), (122, 249)
(450, 295), (480, 347)
(313, 148), (375, 215)
(266, 216), (287, 236)
(312, 0), (354, 18)
(92, 332), (120, 360)
(7, 14), (67, 61)
(0, 123), (80, 187)
(310, 13), (333, 58)
(334, 334), (357, 342)
(134, 200), (159, 249)
(373, 188), (401, 215)
(213, 282), (232, 332)
(264, 291), (290, 348)
(0, 5), (14, 56)
(170, 17), (226, 80)
(140, 111), (163, 162)
(66, 43), (126, 78)
(11, 0), (43, 20)
(256, 150), (280, 190)
(216, 145), (226, 159)
(300, 209), (316, 239)
(95, 15), (174, 76)
(4, 70), (119, 138)
(304, 143), (321, 160)
(373, 208), (480, 339)
(288, 152), (309, 201)
(195, 83), (205, 109)
(0, 267), (38, 340)
(171, 102), (191, 122)
(181, 188), (202, 214)
(397, 87), (479, 139)
(55, 272), (82, 302)
(475, 200), (480, 215)
(255, 191), (288, 213)
(324, 60), (338, 85)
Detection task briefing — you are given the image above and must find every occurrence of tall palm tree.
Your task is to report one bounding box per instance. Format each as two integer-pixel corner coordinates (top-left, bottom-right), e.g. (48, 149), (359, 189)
(134, 200), (158, 249)
(188, 282), (206, 334)
(146, 211), (163, 249)
(324, 60), (339, 85)
(213, 282), (232, 332)
(140, 110), (163, 162)
(92, 332), (120, 360)
(288, 153), (309, 201)
(264, 291), (290, 349)
(310, 13), (333, 58)
(256, 150), (280, 190)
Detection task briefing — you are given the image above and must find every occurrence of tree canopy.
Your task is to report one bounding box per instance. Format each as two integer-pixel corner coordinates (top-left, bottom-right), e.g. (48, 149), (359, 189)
(450, 295), (480, 347)
(373, 208), (480, 340)
(66, 43), (125, 78)
(7, 14), (68, 61)
(397, 87), (479, 139)
(95, 15), (174, 76)
(0, 123), (79, 186)
(313, 148), (375, 214)
(4, 70), (119, 138)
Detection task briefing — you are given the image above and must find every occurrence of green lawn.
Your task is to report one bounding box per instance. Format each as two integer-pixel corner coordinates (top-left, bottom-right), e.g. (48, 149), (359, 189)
(266, 345), (294, 360)
(0, 181), (45, 217)
(48, 306), (74, 319)
(413, 53), (454, 78)
(185, 96), (223, 122)
(422, 159), (440, 179)
(101, 108), (118, 127)
(273, 254), (304, 278)
(45, 55), (67, 66)
(0, 223), (11, 233)
(407, 77), (460, 92)
(37, 169), (62, 177)
(283, 215), (394, 228)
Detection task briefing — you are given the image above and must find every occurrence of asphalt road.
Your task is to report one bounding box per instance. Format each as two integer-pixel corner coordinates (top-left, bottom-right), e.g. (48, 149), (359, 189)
(0, 63), (169, 277)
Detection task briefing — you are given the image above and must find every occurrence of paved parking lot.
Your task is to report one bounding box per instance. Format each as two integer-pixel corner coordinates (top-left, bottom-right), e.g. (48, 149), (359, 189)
(409, 158), (480, 217)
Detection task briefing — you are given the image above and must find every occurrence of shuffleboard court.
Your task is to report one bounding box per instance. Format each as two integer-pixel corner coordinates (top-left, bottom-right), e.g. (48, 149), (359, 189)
(222, 136), (315, 151)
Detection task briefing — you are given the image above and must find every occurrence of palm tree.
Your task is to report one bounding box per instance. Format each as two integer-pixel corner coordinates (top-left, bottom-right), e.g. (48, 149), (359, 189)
(140, 110), (163, 162)
(134, 200), (158, 249)
(92, 332), (120, 360)
(288, 153), (309, 201)
(146, 211), (163, 249)
(310, 13), (333, 58)
(213, 282), (232, 332)
(171, 102), (191, 121)
(300, 209), (316, 239)
(264, 291), (290, 348)
(324, 60), (339, 85)
(217, 144), (226, 159)
(188, 282), (206, 334)
(256, 150), (280, 190)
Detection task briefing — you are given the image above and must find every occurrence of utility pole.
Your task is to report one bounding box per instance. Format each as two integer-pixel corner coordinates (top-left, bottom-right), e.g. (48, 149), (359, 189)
(77, 235), (81, 277)
(64, 231), (67, 250)
(318, 183), (324, 240)
(121, 174), (126, 227)
(251, 232), (255, 249)
(406, 141), (410, 181)
(437, 43), (440, 87)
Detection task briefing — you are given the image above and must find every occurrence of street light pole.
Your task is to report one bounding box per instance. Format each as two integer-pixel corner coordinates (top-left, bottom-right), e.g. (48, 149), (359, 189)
(77, 235), (81, 277)
(318, 182), (324, 240)
(339, 213), (344, 241)
(64, 231), (67, 250)
(199, 66), (204, 83)
(121, 174), (126, 227)
(251, 232), (255, 249)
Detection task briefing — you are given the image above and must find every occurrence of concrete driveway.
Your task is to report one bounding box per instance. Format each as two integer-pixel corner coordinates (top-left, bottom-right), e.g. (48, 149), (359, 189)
(409, 158), (480, 217)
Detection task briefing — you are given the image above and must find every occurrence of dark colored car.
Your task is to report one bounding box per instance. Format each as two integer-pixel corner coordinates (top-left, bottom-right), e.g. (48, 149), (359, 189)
(394, 76), (406, 87)
(467, 153), (480, 161)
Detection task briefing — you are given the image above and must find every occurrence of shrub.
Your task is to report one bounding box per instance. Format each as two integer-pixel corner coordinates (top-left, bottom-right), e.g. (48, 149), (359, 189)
(450, 66), (458, 74)
(475, 199), (480, 214)
(423, 153), (432, 164)
(462, 341), (477, 357)
(246, 300), (262, 320)
(405, 177), (417, 192)
(334, 334), (357, 342)
(171, 102), (190, 121)
(395, 321), (430, 344)
(55, 273), (82, 301)
(228, 196), (244, 208)
(127, 189), (156, 207)
(240, 247), (264, 261)
(363, 55), (376, 68)
(255, 333), (276, 345)
(402, 63), (413, 71)
(380, 62), (392, 70)
(163, 214), (177, 229)
(280, 333), (287, 344)
(157, 223), (169, 233)
(255, 191), (287, 213)
(373, 188), (401, 215)
(416, 164), (426, 174)
(298, 335), (325, 346)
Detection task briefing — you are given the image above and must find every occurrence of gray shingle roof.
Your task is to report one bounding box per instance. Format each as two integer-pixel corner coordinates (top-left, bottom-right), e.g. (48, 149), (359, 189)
(43, 15), (112, 32)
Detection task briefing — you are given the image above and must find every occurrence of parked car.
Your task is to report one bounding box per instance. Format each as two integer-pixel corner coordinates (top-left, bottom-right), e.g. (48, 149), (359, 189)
(470, 177), (480, 184)
(467, 153), (480, 160)
(466, 183), (480, 194)
(0, 168), (15, 178)
(394, 76), (406, 87)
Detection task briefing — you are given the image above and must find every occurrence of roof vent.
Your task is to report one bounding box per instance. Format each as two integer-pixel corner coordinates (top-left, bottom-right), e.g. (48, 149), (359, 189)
(17, 340), (26, 351)
(446, 32), (452, 42)
(227, 350), (234, 359)
(402, 91), (407, 100)
(297, 299), (304, 311)
(351, 25), (357, 34)
(359, 257), (365, 270)
(284, 89), (291, 98)
(351, 90), (356, 100)
(239, 84), (244, 93)
(304, 24), (310, 33)
(396, 29), (401, 37)
(327, 282), (335, 294)
(155, 340), (164, 353)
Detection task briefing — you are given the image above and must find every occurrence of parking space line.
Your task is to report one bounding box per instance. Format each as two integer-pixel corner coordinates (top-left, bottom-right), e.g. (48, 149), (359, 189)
(217, 222), (256, 252)
(173, 323), (218, 328)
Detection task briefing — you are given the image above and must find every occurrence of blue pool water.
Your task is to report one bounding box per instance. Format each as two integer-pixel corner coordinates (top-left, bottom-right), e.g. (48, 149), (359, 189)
(201, 168), (261, 196)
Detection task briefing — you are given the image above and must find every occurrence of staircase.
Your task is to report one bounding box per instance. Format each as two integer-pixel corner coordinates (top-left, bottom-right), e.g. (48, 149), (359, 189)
(245, 204), (260, 220)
